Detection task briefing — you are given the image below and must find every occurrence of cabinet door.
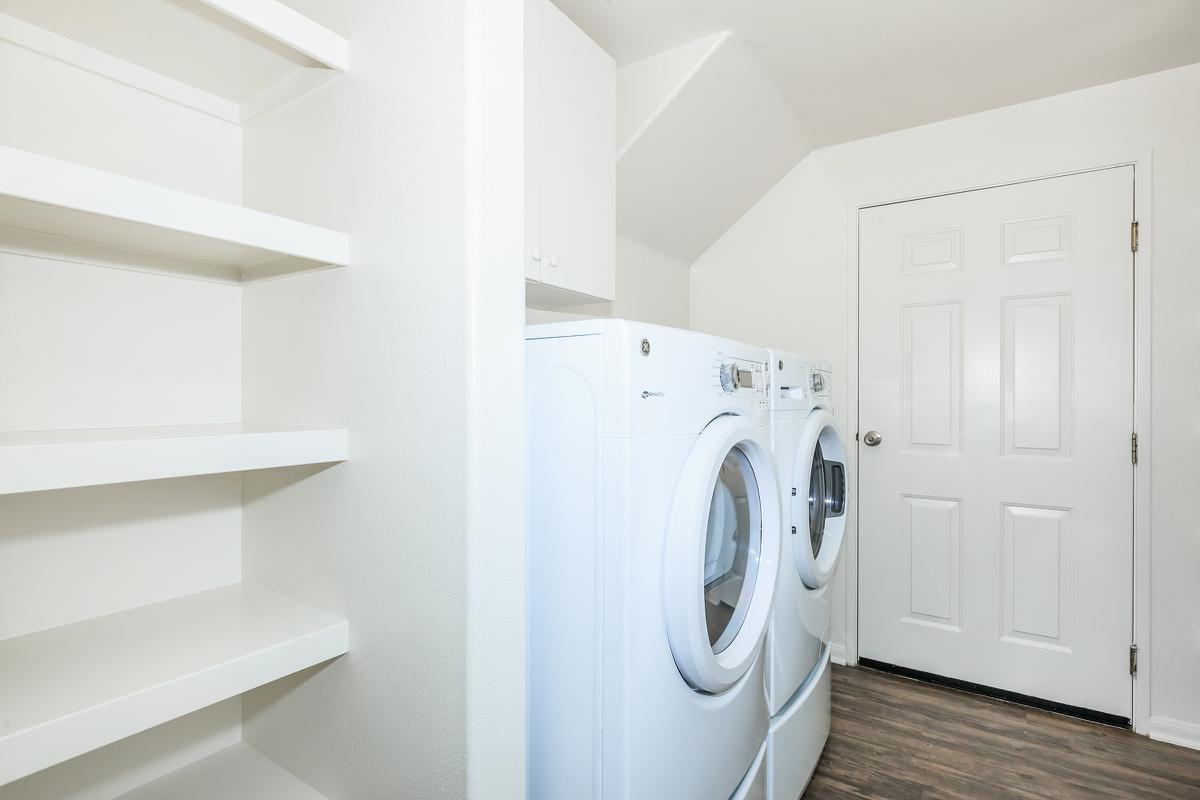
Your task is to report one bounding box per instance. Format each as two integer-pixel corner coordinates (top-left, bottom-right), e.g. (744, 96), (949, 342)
(526, 0), (615, 301)
(524, 0), (544, 283)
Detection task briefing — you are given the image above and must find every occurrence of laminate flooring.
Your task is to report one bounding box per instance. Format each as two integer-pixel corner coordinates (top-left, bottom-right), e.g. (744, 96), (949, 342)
(803, 665), (1200, 799)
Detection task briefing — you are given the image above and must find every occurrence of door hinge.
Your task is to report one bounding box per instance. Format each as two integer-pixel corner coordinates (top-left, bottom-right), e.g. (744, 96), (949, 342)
(1131, 221), (1139, 253)
(1130, 644), (1139, 676)
(1131, 432), (1139, 465)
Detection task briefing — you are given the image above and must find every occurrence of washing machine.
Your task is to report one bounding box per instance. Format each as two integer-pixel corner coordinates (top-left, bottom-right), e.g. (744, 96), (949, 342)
(762, 352), (847, 800)
(526, 320), (782, 800)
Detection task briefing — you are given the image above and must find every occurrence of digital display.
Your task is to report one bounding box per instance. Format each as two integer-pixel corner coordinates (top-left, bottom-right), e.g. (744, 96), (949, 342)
(736, 367), (754, 388)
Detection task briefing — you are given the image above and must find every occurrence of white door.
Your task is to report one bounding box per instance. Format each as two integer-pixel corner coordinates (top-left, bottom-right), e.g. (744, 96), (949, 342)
(858, 167), (1134, 719)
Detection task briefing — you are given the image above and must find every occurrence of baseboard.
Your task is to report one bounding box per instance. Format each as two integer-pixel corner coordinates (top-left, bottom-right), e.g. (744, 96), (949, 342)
(1149, 716), (1200, 751)
(829, 642), (848, 666)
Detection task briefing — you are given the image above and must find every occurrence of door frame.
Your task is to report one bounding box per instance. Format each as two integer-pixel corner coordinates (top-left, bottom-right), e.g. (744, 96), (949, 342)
(842, 150), (1153, 733)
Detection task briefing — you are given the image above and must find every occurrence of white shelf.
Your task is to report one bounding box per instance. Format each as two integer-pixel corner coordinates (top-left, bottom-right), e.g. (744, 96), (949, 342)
(197, 0), (348, 72)
(0, 423), (348, 495)
(117, 743), (329, 800)
(0, 584), (349, 786)
(0, 1), (348, 124)
(0, 146), (349, 281)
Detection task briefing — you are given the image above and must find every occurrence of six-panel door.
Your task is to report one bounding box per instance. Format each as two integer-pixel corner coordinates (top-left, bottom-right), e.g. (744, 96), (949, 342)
(858, 167), (1134, 718)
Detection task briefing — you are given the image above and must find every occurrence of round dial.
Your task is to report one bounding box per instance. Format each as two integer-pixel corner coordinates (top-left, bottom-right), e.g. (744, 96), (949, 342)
(719, 362), (740, 392)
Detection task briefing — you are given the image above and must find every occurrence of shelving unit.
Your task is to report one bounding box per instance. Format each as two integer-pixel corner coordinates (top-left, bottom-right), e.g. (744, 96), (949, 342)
(0, 584), (349, 786)
(116, 744), (329, 800)
(0, 0), (354, 793)
(0, 146), (350, 281)
(0, 0), (348, 124)
(0, 424), (348, 495)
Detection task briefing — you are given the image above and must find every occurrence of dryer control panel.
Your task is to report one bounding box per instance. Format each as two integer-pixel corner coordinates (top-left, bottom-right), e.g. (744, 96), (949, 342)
(810, 364), (833, 403)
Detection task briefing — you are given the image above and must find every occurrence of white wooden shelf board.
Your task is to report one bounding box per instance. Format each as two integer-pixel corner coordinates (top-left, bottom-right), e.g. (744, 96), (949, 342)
(0, 146), (349, 279)
(0, 423), (348, 495)
(0, 2), (347, 123)
(117, 743), (329, 800)
(198, 0), (349, 72)
(0, 584), (348, 786)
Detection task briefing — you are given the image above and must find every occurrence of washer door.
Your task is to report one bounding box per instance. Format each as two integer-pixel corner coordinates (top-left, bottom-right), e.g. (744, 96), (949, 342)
(665, 414), (782, 694)
(792, 409), (847, 589)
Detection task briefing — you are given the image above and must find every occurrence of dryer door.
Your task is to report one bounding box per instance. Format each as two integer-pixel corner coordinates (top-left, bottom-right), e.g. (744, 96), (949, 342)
(792, 409), (847, 589)
(665, 414), (782, 694)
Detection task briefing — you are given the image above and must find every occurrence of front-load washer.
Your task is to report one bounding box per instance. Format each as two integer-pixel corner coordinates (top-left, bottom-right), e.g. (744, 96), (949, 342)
(526, 320), (782, 800)
(762, 352), (847, 800)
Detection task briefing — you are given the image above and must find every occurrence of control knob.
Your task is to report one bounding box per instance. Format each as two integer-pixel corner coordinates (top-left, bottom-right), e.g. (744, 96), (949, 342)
(719, 362), (740, 392)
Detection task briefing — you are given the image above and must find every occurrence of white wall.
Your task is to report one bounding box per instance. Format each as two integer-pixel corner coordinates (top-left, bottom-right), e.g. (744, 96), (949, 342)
(239, 2), (525, 798)
(527, 233), (690, 327)
(692, 62), (1200, 738)
(0, 37), (241, 201)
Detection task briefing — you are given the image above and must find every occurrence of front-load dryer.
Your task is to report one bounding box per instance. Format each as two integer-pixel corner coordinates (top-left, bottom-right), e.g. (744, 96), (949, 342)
(762, 352), (847, 800)
(526, 320), (782, 800)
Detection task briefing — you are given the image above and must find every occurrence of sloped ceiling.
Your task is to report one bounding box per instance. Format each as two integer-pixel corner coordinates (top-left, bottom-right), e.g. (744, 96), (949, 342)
(617, 32), (815, 263)
(557, 0), (1200, 262)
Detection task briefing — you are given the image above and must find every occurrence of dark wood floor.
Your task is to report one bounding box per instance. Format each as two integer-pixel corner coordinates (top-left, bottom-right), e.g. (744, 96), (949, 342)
(804, 665), (1200, 799)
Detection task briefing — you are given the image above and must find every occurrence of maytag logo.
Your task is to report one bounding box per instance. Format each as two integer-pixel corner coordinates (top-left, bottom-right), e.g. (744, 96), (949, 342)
(641, 390), (666, 399)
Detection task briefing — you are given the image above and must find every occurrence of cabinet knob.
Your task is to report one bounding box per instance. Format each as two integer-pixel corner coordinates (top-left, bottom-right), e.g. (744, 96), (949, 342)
(530, 248), (542, 262)
(548, 255), (559, 268)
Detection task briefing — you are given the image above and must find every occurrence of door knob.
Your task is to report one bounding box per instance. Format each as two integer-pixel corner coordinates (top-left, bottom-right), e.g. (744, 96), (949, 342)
(863, 430), (882, 447)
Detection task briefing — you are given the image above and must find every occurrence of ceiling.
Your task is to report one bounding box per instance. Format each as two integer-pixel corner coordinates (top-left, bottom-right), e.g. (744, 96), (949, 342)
(555, 0), (1200, 149)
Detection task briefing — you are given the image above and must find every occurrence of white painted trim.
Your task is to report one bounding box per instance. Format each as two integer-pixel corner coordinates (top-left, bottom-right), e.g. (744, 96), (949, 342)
(197, 0), (349, 72)
(848, 149), (1154, 726)
(843, 178), (861, 667)
(0, 11), (240, 123)
(464, 0), (525, 796)
(1131, 151), (1154, 736)
(1148, 716), (1200, 751)
(829, 642), (848, 667)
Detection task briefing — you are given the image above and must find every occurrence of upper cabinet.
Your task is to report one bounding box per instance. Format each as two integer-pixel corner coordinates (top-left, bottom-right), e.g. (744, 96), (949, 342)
(525, 0), (616, 305)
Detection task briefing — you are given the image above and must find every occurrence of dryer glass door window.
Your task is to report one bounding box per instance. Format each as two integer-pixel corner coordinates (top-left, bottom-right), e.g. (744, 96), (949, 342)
(703, 446), (761, 654)
(807, 442), (847, 559)
(792, 410), (848, 590)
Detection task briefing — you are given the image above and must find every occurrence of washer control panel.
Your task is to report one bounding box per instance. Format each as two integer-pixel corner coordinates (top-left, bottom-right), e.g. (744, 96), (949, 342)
(718, 362), (755, 392)
(713, 355), (767, 406)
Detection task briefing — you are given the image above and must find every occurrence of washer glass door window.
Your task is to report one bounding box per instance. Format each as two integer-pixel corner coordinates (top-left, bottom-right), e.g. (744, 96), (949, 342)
(665, 414), (781, 695)
(704, 447), (761, 653)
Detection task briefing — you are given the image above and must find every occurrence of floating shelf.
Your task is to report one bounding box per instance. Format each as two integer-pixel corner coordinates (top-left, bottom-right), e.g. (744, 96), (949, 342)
(0, 145), (349, 281)
(0, 1), (348, 124)
(0, 584), (348, 786)
(0, 423), (348, 495)
(197, 0), (348, 72)
(117, 743), (329, 800)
